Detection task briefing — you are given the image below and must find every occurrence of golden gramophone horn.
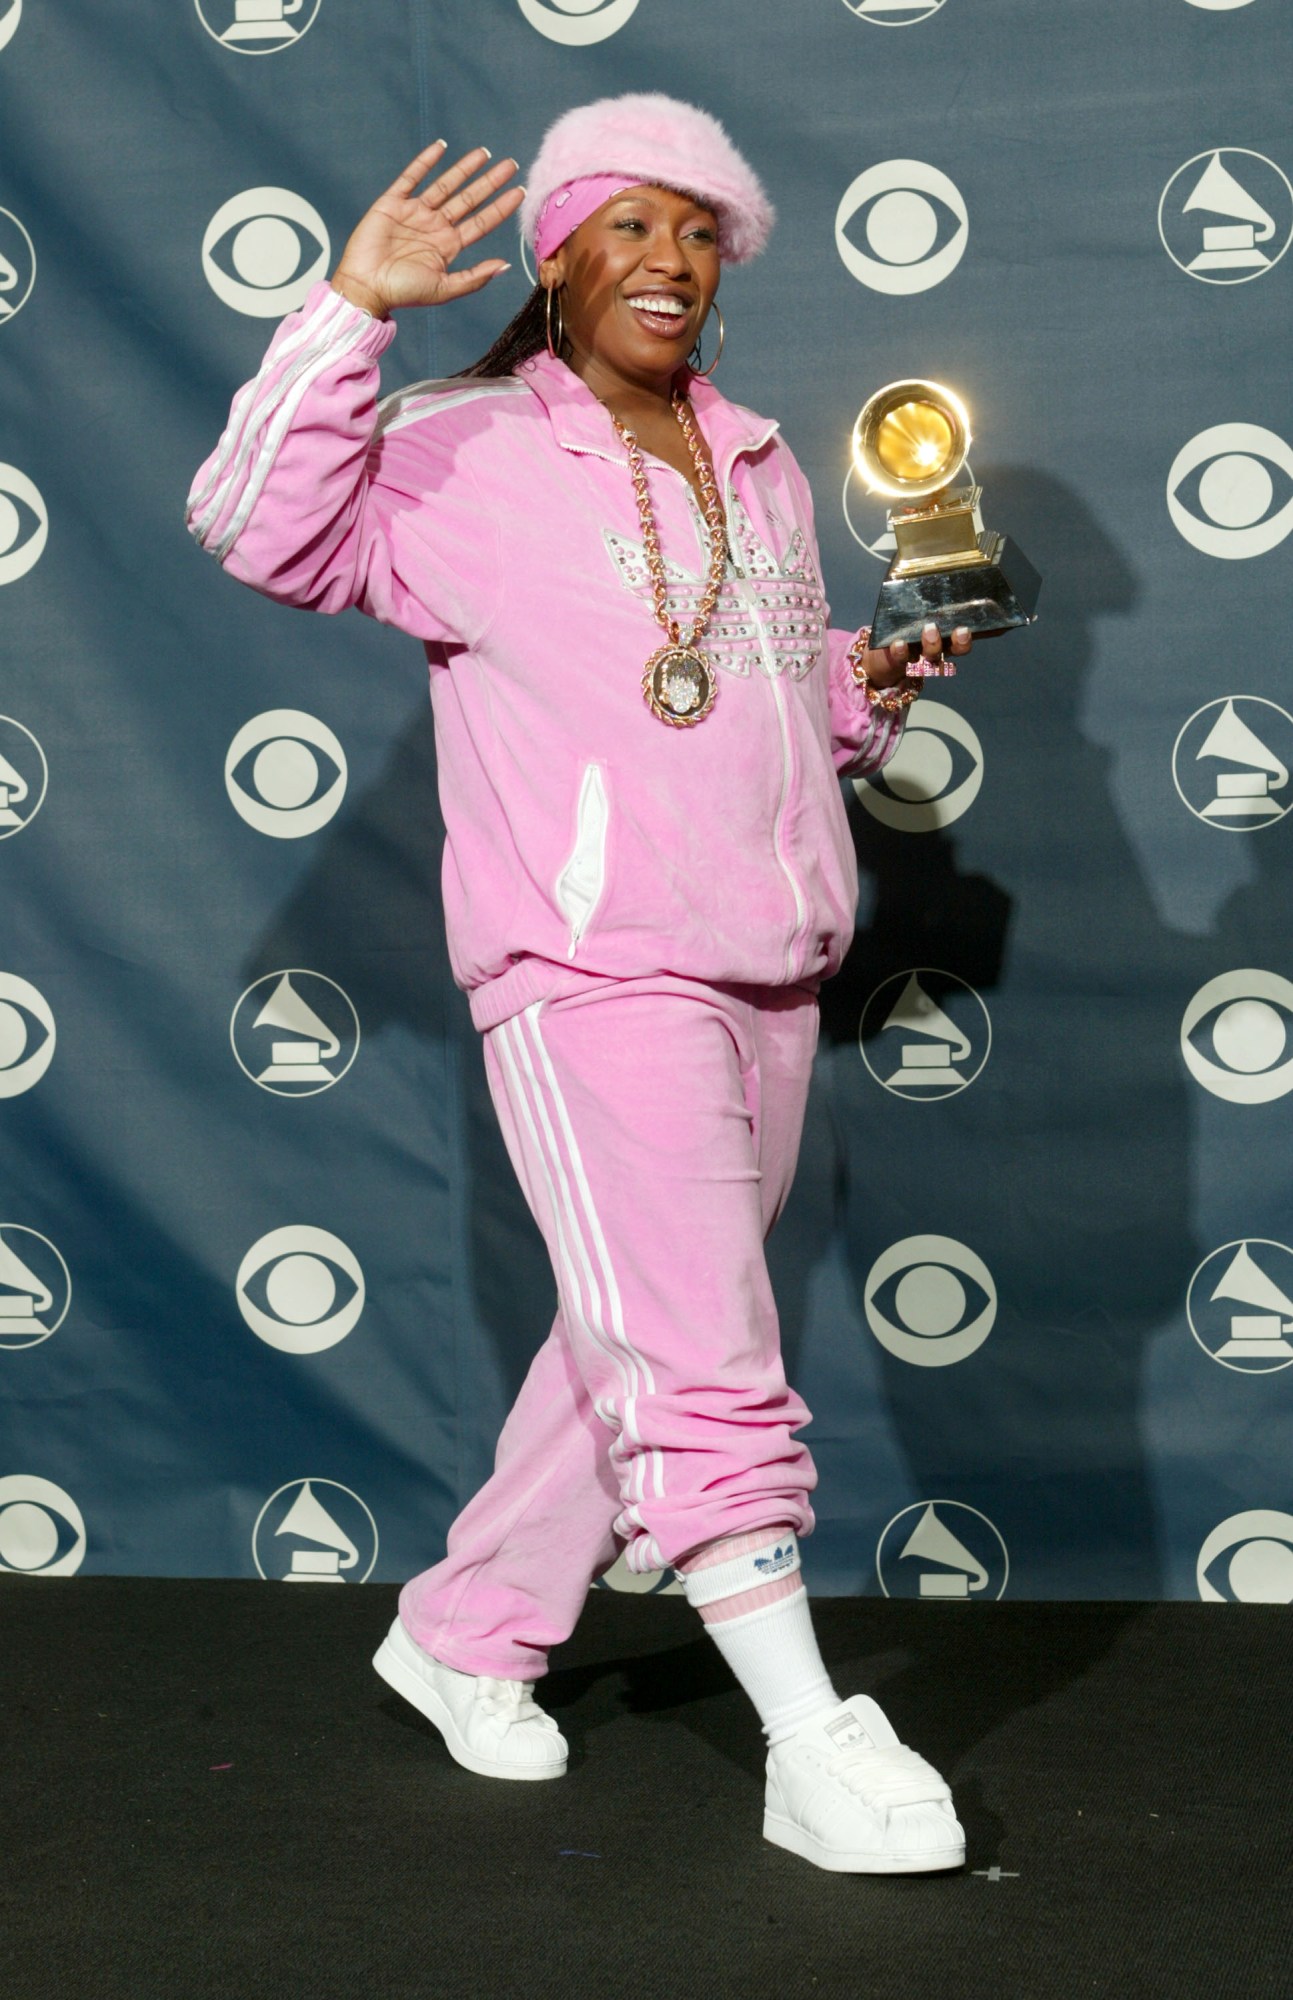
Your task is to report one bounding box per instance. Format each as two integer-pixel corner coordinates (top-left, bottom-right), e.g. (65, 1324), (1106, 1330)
(851, 377), (1041, 651)
(852, 379), (972, 503)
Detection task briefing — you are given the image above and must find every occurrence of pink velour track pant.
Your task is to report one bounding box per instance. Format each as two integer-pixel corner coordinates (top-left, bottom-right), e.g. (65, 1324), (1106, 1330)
(398, 973), (821, 1682)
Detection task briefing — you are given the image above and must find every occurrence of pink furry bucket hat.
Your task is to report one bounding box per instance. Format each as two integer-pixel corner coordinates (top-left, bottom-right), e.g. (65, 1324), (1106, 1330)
(521, 92), (774, 266)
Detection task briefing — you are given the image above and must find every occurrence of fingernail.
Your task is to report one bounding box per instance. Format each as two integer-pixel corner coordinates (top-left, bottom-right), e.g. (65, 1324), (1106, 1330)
(496, 262), (512, 272)
(923, 622), (938, 638)
(481, 147), (492, 159)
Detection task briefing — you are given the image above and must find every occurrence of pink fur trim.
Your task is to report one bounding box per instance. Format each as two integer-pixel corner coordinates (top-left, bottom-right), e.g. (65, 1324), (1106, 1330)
(521, 93), (774, 265)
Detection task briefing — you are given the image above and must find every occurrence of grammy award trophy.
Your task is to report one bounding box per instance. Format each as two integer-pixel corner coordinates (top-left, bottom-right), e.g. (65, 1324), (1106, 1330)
(853, 379), (1041, 662)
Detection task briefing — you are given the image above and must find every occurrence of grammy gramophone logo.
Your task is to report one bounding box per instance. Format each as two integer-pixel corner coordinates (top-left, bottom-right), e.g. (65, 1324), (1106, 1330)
(0, 208), (34, 325)
(230, 971), (360, 1095)
(194, 0), (322, 53)
(1159, 150), (1293, 284)
(251, 1478), (378, 1582)
(875, 1500), (1009, 1600)
(1187, 1240), (1293, 1374)
(1172, 697), (1293, 829)
(859, 969), (991, 1099)
(0, 716), (47, 838)
(0, 1226), (71, 1350)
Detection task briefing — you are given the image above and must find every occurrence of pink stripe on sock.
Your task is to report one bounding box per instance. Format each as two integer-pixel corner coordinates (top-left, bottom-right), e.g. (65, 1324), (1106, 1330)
(700, 1572), (804, 1625)
(677, 1526), (795, 1573)
(677, 1525), (803, 1625)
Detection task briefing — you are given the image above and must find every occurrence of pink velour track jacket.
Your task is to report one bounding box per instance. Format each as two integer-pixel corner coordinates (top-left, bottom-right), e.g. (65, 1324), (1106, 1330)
(186, 280), (904, 1031)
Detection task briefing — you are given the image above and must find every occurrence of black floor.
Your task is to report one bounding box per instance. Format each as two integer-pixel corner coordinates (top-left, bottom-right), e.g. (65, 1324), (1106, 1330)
(4, 1579), (1289, 2000)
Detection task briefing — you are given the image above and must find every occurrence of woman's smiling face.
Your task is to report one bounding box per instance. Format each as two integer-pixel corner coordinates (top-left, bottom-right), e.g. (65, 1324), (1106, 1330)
(539, 184), (721, 389)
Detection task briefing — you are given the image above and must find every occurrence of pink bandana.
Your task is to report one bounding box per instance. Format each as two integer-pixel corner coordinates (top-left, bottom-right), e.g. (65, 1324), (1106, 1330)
(534, 175), (637, 264)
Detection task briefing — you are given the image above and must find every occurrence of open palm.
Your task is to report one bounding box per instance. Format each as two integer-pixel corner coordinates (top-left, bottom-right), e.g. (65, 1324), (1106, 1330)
(330, 140), (524, 318)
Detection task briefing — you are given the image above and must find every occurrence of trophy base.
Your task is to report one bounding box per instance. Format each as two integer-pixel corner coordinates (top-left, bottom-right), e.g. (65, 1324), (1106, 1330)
(869, 538), (1042, 652)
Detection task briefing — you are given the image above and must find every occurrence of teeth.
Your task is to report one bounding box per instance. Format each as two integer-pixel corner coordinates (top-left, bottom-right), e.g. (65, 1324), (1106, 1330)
(628, 296), (687, 318)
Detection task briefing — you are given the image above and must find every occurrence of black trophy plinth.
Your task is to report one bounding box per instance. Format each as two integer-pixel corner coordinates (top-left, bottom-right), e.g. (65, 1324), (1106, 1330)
(869, 537), (1042, 651)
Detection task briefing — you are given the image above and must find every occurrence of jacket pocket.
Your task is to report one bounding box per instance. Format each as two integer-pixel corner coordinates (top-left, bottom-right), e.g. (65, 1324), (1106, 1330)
(554, 762), (610, 958)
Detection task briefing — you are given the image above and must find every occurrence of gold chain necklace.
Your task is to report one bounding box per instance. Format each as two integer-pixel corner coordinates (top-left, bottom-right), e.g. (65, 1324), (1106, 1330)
(610, 393), (728, 727)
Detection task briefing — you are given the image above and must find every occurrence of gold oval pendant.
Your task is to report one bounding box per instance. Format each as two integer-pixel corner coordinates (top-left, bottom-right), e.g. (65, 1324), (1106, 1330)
(643, 645), (716, 727)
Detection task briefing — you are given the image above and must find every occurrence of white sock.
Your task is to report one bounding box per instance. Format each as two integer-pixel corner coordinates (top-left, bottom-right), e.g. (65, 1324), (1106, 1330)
(676, 1530), (841, 1747)
(702, 1588), (841, 1746)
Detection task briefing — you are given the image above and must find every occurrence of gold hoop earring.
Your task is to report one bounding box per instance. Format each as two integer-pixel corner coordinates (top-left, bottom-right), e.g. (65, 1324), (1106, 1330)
(690, 303), (725, 378)
(545, 285), (565, 359)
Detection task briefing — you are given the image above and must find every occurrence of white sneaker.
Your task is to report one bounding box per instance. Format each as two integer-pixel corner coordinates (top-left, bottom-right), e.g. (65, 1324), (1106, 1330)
(372, 1617), (568, 1782)
(764, 1695), (965, 1874)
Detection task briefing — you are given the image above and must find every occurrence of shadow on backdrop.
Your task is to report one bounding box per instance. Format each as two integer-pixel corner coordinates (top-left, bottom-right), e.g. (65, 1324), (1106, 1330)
(240, 699), (555, 1513)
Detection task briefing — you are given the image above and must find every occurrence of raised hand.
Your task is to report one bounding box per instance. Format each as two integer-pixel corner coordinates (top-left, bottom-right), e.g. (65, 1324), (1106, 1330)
(328, 140), (524, 320)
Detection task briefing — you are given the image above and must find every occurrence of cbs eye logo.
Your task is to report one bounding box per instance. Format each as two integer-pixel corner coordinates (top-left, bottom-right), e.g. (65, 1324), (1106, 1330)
(843, 0), (946, 21)
(1167, 424), (1293, 559)
(0, 1475), (86, 1576)
(593, 1549), (685, 1595)
(516, 0), (639, 41)
(0, 1225), (72, 1350)
(0, 716), (48, 839)
(236, 1226), (365, 1353)
(835, 161), (967, 296)
(0, 973), (55, 1097)
(194, 0), (323, 54)
(225, 710), (347, 837)
(0, 0), (20, 55)
(864, 1234), (996, 1366)
(202, 188), (330, 315)
(852, 700), (983, 831)
(875, 1500), (1008, 1600)
(1180, 969), (1293, 1103)
(0, 465), (48, 585)
(0, 208), (35, 324)
(1197, 1509), (1293, 1602)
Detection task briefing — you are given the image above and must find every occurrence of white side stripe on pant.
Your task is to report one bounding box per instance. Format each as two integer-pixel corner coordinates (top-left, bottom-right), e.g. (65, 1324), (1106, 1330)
(493, 1016), (635, 1462)
(508, 1007), (649, 1513)
(520, 1003), (667, 1516)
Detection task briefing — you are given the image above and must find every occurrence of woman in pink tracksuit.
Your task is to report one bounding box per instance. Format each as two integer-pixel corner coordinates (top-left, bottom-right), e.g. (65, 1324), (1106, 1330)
(187, 92), (974, 1875)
